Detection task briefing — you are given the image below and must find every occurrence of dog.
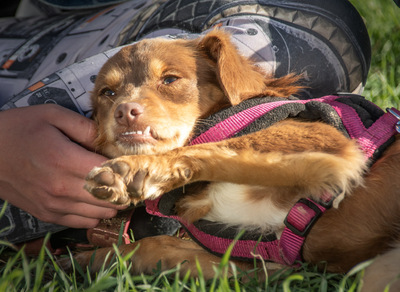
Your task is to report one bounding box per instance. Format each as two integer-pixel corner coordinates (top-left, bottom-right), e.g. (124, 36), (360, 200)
(65, 30), (400, 291)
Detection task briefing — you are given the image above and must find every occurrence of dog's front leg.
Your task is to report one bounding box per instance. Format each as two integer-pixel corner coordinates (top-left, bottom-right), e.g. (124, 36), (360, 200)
(85, 120), (366, 205)
(85, 133), (363, 206)
(85, 150), (200, 204)
(85, 142), (252, 204)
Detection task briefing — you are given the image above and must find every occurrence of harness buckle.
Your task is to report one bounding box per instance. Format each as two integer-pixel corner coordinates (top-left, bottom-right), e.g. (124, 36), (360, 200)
(387, 107), (400, 133)
(283, 198), (323, 237)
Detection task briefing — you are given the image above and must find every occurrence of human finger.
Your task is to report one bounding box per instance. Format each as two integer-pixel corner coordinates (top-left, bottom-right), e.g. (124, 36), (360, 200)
(42, 104), (99, 151)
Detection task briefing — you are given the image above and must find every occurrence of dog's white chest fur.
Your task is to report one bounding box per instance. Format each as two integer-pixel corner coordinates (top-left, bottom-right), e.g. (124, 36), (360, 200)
(203, 182), (288, 233)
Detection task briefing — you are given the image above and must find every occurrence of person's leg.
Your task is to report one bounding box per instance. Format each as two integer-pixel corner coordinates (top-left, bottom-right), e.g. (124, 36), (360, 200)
(0, 201), (66, 244)
(130, 0), (371, 99)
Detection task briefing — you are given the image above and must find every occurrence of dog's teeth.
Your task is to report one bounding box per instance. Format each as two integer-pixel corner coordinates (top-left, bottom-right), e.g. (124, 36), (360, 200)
(144, 126), (151, 136)
(122, 128), (150, 136)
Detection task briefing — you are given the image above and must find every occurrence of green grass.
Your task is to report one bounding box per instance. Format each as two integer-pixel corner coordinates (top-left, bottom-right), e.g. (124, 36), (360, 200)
(0, 236), (371, 291)
(350, 0), (400, 109)
(1, 0), (399, 291)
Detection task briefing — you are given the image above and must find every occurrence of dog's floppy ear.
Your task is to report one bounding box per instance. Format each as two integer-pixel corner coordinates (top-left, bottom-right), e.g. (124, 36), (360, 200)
(197, 29), (301, 105)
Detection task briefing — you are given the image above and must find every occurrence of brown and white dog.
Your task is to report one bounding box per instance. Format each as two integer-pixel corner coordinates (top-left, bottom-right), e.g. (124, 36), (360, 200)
(69, 30), (400, 291)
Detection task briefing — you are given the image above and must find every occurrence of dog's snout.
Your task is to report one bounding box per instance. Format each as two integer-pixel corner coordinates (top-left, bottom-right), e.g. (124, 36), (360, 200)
(114, 102), (144, 126)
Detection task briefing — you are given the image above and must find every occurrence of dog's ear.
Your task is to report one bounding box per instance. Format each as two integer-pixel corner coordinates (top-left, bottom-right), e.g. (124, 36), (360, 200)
(197, 29), (301, 105)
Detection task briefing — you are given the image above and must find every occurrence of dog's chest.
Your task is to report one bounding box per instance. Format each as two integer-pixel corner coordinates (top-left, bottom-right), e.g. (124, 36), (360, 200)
(203, 182), (288, 233)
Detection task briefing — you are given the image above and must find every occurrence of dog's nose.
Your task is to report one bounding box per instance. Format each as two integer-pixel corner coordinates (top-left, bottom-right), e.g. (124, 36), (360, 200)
(114, 102), (144, 126)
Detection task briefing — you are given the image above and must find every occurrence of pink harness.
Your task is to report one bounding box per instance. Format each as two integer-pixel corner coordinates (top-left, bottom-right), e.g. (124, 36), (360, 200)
(146, 95), (400, 266)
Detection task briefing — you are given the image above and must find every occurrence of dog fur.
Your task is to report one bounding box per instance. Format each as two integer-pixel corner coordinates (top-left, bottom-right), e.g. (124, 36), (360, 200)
(68, 30), (400, 290)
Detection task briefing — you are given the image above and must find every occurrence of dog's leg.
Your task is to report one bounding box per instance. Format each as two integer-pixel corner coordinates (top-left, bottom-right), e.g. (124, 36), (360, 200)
(58, 235), (262, 279)
(85, 120), (366, 205)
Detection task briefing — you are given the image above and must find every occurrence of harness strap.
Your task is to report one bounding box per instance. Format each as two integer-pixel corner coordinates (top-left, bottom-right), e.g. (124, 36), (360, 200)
(146, 194), (333, 265)
(190, 98), (305, 145)
(281, 196), (332, 265)
(146, 198), (283, 262)
(190, 96), (400, 163)
(328, 101), (400, 160)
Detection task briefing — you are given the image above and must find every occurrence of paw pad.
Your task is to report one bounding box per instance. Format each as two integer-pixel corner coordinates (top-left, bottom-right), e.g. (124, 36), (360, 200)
(93, 170), (115, 186)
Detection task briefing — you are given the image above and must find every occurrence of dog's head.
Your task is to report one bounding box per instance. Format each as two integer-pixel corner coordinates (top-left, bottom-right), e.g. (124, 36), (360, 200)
(91, 30), (300, 157)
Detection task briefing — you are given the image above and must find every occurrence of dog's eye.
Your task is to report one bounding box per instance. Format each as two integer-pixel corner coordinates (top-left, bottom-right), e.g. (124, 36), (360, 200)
(100, 88), (116, 97)
(162, 76), (178, 85)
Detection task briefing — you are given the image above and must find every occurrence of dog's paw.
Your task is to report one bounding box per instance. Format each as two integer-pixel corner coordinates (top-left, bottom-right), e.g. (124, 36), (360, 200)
(84, 161), (133, 205)
(85, 155), (194, 205)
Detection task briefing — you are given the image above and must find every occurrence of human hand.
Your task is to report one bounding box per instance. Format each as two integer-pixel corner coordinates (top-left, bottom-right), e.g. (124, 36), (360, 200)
(0, 104), (125, 228)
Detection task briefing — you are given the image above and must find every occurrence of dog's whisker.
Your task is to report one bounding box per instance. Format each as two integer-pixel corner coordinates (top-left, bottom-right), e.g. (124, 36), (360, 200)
(106, 96), (116, 104)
